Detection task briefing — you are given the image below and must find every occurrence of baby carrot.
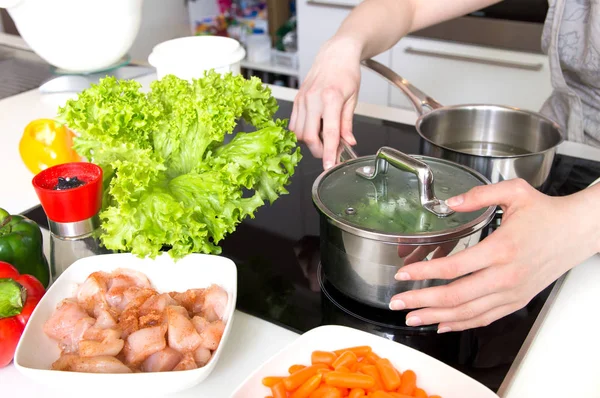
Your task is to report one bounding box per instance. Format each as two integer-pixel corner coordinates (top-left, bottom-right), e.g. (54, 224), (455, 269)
(364, 352), (381, 365)
(324, 371), (375, 389)
(413, 388), (428, 398)
(387, 393), (413, 398)
(358, 365), (384, 391)
(370, 391), (394, 398)
(312, 351), (338, 366)
(263, 376), (285, 387)
(332, 350), (358, 370)
(290, 364), (307, 374)
(333, 346), (372, 358)
(397, 370), (416, 395)
(291, 373), (323, 398)
(349, 388), (366, 398)
(375, 358), (401, 391)
(309, 386), (342, 398)
(271, 381), (288, 398)
(285, 364), (329, 391)
(349, 362), (359, 372)
(428, 395), (442, 398)
(317, 368), (332, 375)
(336, 366), (351, 373)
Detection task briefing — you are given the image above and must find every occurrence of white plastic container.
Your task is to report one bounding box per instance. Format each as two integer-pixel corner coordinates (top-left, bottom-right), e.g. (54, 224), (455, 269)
(148, 36), (246, 80)
(246, 31), (272, 64)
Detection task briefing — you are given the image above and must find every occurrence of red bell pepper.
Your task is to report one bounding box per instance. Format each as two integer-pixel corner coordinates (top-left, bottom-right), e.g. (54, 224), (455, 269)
(0, 261), (45, 368)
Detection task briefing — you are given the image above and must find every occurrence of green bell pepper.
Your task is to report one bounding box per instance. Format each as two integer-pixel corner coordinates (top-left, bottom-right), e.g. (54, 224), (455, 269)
(0, 208), (50, 288)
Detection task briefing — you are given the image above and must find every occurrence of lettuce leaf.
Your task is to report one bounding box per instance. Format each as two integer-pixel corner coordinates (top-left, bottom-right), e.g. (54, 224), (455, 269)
(57, 71), (301, 259)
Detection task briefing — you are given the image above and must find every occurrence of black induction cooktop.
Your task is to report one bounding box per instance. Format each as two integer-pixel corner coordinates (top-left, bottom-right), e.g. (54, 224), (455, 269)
(22, 99), (600, 393)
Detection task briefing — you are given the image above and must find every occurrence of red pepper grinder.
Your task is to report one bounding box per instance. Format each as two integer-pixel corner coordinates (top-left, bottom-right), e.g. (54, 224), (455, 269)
(32, 162), (111, 279)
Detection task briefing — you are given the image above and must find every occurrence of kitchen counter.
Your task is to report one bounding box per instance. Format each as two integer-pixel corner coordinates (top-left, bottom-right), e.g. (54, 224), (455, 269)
(1, 33), (600, 397)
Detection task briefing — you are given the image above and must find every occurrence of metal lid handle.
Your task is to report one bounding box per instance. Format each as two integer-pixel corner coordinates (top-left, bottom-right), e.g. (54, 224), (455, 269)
(356, 147), (454, 217)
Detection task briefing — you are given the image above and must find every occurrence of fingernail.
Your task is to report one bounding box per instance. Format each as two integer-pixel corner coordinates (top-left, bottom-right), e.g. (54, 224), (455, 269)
(446, 195), (464, 207)
(395, 272), (410, 281)
(437, 326), (452, 334)
(405, 316), (422, 327)
(389, 299), (406, 311)
(324, 161), (334, 170)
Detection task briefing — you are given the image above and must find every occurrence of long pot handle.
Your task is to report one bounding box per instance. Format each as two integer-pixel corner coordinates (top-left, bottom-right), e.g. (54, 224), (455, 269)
(361, 58), (443, 116)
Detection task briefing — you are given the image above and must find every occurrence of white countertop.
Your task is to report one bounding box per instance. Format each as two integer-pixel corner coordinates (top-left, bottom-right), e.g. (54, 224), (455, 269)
(2, 32), (600, 398)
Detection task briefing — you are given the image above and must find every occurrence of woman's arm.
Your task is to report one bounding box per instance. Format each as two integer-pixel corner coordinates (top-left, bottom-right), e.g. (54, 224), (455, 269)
(291, 0), (503, 169)
(336, 0), (504, 61)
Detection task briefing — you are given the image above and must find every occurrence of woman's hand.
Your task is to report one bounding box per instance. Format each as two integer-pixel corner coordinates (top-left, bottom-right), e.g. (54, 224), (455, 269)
(389, 178), (600, 333)
(289, 37), (361, 170)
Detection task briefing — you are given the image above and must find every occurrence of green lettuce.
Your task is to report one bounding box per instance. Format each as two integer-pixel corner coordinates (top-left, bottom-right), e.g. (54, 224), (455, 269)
(57, 71), (301, 258)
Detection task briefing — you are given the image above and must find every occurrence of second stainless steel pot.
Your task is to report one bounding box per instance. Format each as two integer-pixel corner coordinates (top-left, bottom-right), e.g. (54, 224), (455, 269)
(361, 59), (564, 190)
(313, 143), (496, 309)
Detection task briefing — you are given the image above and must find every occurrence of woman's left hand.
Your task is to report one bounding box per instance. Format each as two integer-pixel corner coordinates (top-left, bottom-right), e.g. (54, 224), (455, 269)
(389, 178), (600, 333)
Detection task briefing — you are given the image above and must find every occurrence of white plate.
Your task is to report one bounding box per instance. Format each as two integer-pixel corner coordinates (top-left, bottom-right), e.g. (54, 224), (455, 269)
(232, 325), (499, 398)
(14, 252), (238, 396)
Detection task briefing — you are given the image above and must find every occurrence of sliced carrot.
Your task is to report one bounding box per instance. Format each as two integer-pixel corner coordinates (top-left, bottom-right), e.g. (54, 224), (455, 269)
(271, 381), (288, 398)
(333, 346), (372, 358)
(364, 352), (381, 365)
(284, 364), (329, 391)
(375, 358), (401, 391)
(397, 370), (416, 395)
(290, 364), (307, 374)
(324, 371), (375, 389)
(358, 365), (384, 391)
(291, 373), (323, 398)
(349, 388), (366, 398)
(413, 388), (427, 398)
(312, 351), (338, 366)
(332, 350), (358, 370)
(263, 376), (285, 387)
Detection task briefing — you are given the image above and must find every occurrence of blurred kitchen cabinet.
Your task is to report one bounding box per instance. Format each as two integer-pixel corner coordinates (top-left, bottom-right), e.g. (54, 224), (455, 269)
(387, 36), (552, 112)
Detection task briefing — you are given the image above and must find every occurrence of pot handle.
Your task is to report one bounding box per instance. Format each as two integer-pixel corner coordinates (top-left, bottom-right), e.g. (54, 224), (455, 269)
(361, 58), (443, 116)
(357, 146), (455, 217)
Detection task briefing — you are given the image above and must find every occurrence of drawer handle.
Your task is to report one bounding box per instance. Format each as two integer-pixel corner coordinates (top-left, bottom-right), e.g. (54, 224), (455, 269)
(404, 47), (544, 71)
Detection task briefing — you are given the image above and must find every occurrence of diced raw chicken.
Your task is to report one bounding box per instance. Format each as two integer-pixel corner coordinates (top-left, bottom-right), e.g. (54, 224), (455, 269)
(75, 271), (109, 308)
(82, 327), (121, 342)
(172, 352), (197, 371)
(201, 285), (228, 322)
(52, 354), (131, 373)
(199, 320), (225, 350)
(60, 317), (96, 354)
(191, 316), (210, 334)
(94, 306), (117, 329)
(193, 347), (212, 367)
(104, 269), (151, 310)
(166, 306), (203, 353)
(43, 299), (91, 343)
(140, 293), (177, 315)
(118, 289), (156, 338)
(123, 325), (167, 366)
(112, 268), (151, 288)
(79, 338), (125, 357)
(141, 347), (182, 372)
(169, 289), (205, 315)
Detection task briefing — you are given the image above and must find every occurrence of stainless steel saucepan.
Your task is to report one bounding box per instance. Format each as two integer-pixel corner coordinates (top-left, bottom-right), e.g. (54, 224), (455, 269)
(312, 142), (496, 309)
(361, 59), (564, 190)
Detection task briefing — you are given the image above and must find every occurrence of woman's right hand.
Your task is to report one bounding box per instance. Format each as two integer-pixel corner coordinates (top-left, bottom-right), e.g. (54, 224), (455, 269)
(289, 37), (362, 170)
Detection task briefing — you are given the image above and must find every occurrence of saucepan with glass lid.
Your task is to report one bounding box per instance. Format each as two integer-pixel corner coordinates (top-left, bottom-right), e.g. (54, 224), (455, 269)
(312, 142), (496, 309)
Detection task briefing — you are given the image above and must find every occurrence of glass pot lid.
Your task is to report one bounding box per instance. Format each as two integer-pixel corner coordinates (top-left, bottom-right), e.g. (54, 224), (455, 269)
(312, 145), (496, 244)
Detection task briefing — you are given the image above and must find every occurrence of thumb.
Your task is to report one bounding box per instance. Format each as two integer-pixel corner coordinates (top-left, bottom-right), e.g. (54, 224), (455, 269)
(445, 179), (532, 212)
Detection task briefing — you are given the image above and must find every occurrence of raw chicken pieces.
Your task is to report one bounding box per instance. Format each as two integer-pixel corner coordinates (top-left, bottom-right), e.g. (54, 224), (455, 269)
(43, 268), (229, 373)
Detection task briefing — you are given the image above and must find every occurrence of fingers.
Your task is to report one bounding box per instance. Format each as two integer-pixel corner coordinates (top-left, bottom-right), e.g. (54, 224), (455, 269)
(321, 88), (344, 170)
(395, 237), (498, 281)
(303, 93), (324, 158)
(390, 267), (502, 311)
(340, 95), (357, 145)
(446, 178), (535, 212)
(289, 94), (299, 136)
(401, 291), (512, 327)
(436, 302), (524, 333)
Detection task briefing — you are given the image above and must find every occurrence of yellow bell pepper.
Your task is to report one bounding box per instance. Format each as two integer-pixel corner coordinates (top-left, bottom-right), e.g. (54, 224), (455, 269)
(19, 119), (81, 174)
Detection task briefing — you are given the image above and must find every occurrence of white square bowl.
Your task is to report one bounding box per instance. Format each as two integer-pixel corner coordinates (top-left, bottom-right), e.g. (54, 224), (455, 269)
(14, 252), (238, 396)
(231, 325), (499, 398)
